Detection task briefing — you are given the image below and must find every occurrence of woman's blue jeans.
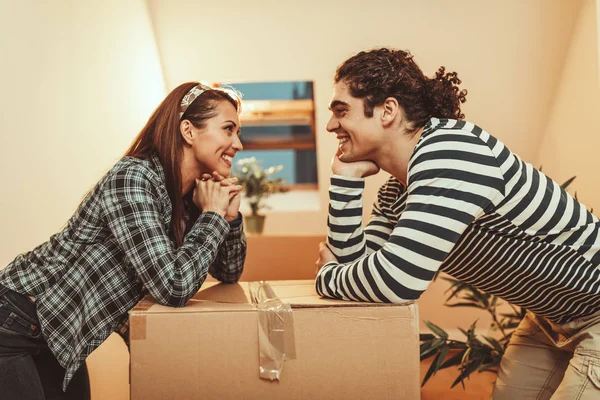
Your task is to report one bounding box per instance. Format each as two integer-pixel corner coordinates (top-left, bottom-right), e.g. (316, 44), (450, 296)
(0, 285), (90, 400)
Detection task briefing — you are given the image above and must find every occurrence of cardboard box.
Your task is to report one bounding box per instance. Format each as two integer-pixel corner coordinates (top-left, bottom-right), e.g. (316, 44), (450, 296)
(130, 280), (420, 400)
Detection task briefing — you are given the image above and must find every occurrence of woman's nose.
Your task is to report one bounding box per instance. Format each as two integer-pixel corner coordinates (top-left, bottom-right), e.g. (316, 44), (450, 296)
(233, 135), (243, 151)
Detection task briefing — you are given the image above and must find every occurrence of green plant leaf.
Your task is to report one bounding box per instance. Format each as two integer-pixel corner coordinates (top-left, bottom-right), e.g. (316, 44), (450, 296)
(435, 346), (450, 371)
(467, 320), (479, 336)
(451, 359), (482, 388)
(482, 335), (504, 354)
(420, 340), (432, 354)
(461, 347), (472, 368)
(499, 311), (522, 318)
(440, 349), (466, 369)
(441, 277), (462, 285)
(420, 338), (446, 360)
(561, 176), (576, 190)
(466, 290), (490, 308)
(420, 333), (435, 341)
(424, 321), (449, 340)
(443, 279), (470, 301)
(422, 347), (447, 387)
(448, 342), (468, 350)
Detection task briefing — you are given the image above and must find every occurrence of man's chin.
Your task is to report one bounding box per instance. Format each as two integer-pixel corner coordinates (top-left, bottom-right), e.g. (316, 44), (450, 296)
(339, 151), (361, 163)
(338, 151), (352, 162)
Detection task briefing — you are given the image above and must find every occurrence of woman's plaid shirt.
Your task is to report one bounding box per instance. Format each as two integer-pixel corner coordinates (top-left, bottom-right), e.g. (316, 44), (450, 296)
(0, 155), (246, 390)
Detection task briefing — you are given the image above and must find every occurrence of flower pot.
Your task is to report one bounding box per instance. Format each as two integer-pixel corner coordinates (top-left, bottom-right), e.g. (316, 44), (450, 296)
(244, 215), (266, 234)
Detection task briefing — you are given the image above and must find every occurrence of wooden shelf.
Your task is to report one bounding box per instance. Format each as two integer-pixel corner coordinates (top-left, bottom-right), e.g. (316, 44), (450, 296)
(240, 99), (314, 126)
(240, 140), (316, 150)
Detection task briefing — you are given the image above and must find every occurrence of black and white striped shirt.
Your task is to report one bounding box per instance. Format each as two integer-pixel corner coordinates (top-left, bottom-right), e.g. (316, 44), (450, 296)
(316, 117), (600, 324)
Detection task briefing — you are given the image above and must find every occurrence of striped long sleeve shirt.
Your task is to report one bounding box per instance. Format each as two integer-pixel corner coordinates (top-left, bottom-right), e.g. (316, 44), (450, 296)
(316, 117), (600, 324)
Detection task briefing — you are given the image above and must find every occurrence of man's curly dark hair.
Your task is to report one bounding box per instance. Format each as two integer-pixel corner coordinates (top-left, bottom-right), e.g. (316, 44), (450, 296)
(335, 48), (467, 130)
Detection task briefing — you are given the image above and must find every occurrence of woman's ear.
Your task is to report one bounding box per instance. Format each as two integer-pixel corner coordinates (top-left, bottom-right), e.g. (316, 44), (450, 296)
(180, 120), (195, 146)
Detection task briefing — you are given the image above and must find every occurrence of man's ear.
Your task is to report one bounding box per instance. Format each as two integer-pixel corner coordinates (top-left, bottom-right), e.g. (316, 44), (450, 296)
(381, 97), (401, 127)
(180, 120), (194, 145)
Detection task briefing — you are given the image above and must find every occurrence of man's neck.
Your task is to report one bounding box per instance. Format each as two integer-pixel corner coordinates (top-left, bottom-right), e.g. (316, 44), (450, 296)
(375, 126), (424, 186)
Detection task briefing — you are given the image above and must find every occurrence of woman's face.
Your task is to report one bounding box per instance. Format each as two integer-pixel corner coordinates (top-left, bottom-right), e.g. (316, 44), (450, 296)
(188, 100), (243, 177)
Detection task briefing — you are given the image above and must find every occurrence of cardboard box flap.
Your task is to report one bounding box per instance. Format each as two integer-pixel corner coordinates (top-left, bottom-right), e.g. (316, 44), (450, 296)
(254, 281), (415, 309)
(130, 282), (253, 315)
(130, 280), (415, 315)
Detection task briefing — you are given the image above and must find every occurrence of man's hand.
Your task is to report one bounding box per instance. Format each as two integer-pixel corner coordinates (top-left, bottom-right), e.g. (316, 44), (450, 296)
(331, 149), (380, 178)
(315, 242), (337, 274)
(202, 172), (242, 222)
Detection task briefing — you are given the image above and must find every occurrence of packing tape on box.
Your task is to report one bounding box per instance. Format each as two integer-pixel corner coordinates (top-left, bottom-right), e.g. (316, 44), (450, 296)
(249, 281), (297, 381)
(130, 295), (155, 341)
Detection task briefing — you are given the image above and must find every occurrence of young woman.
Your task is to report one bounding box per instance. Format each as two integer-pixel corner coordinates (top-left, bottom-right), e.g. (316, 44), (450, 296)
(0, 82), (247, 399)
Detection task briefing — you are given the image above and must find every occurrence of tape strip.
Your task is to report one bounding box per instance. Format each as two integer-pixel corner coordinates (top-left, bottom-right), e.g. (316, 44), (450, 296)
(249, 281), (297, 381)
(129, 295), (155, 341)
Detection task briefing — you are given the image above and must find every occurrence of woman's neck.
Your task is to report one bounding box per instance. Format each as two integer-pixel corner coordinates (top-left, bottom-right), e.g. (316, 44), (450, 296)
(180, 150), (200, 196)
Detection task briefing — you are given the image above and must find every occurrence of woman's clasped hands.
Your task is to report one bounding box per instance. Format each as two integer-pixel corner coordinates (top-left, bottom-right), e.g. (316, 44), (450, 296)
(193, 171), (243, 222)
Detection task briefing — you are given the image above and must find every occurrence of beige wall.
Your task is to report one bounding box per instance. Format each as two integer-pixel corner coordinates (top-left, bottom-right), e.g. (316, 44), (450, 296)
(0, 0), (165, 267)
(0, 2), (164, 398)
(537, 0), (600, 212)
(147, 0), (582, 234)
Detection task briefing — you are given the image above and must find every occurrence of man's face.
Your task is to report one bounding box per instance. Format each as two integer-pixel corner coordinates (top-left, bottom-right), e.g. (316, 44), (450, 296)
(326, 82), (383, 163)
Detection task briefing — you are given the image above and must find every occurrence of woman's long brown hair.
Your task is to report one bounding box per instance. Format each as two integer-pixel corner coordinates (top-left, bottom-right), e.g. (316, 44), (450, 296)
(125, 82), (240, 247)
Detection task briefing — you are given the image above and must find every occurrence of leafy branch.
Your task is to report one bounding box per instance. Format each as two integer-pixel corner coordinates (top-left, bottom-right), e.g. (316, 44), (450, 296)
(420, 278), (522, 388)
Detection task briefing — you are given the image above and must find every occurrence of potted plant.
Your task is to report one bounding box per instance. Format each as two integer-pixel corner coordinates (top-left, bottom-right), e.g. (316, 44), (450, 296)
(232, 157), (289, 233)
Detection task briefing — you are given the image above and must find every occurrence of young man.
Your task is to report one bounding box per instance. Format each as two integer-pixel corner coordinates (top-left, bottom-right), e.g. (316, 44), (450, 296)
(315, 48), (600, 399)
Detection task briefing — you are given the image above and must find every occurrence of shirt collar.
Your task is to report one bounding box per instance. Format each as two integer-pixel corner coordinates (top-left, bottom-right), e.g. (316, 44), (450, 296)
(150, 154), (167, 186)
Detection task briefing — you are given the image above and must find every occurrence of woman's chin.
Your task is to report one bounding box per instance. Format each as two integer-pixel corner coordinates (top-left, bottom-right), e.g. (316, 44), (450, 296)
(200, 165), (231, 178)
(217, 166), (232, 178)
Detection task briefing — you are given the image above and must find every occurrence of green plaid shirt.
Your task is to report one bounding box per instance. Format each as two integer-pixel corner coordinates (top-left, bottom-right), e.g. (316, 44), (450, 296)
(0, 155), (246, 390)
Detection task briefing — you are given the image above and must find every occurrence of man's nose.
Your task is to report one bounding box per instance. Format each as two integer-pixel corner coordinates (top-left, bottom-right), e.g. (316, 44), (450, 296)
(326, 116), (339, 133)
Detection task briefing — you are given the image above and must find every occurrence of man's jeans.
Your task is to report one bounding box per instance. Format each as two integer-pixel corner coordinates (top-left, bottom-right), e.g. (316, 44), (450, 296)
(492, 310), (600, 399)
(0, 285), (90, 400)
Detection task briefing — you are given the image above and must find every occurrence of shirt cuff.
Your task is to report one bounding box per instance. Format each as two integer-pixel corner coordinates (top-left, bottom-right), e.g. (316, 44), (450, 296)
(330, 174), (366, 190)
(330, 174), (366, 182)
(227, 212), (243, 228)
